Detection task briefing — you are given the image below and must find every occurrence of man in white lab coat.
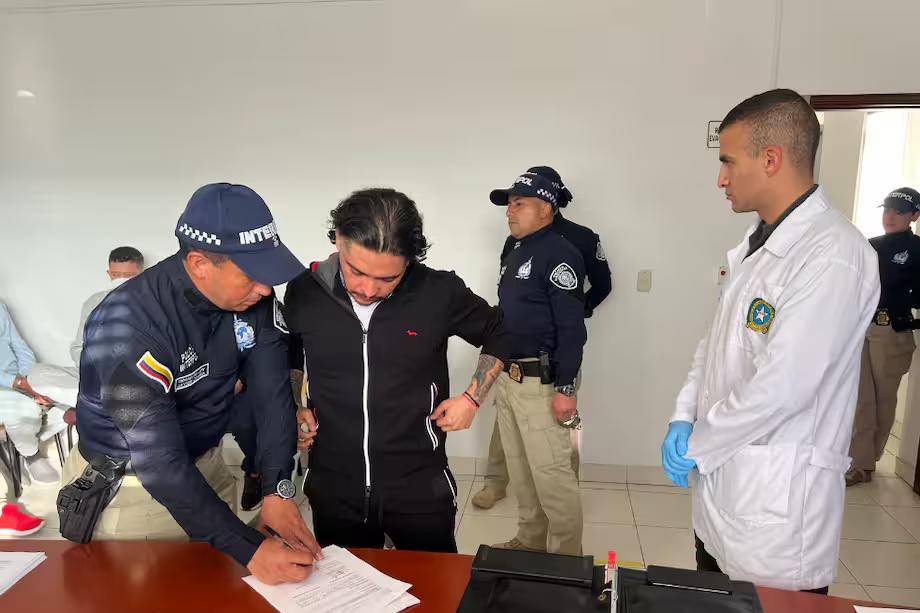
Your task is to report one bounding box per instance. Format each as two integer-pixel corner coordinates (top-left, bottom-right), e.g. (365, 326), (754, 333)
(661, 89), (880, 593)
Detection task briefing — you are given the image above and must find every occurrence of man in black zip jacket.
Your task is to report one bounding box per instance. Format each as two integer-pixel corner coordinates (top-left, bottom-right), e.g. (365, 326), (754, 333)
(284, 188), (510, 552)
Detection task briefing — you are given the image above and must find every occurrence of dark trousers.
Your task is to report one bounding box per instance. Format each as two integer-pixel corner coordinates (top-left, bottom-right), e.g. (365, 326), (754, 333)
(228, 394), (258, 475)
(695, 535), (829, 596)
(313, 505), (457, 553)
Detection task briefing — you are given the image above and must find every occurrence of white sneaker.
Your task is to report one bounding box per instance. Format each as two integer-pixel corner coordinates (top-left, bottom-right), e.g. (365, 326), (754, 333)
(25, 456), (59, 483)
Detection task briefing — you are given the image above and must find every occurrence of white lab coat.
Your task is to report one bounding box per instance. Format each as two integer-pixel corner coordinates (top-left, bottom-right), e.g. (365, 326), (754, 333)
(671, 187), (880, 591)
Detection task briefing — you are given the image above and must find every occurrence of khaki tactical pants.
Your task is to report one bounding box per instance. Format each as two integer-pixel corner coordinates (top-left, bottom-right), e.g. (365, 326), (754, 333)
(494, 373), (583, 554)
(850, 324), (915, 472)
(483, 371), (582, 492)
(483, 417), (581, 492)
(60, 444), (237, 540)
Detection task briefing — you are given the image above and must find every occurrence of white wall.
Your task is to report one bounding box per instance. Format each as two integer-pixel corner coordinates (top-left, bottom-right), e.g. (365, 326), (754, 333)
(817, 111), (864, 221)
(1, 0), (919, 466)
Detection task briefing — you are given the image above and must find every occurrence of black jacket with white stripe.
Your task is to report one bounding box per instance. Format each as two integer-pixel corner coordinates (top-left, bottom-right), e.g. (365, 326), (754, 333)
(284, 254), (509, 519)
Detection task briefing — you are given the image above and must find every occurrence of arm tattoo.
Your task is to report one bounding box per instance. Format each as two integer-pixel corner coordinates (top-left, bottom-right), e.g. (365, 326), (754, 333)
(468, 354), (504, 404)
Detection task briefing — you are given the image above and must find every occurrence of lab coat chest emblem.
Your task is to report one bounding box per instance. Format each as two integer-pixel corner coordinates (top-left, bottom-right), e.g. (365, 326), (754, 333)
(745, 297), (776, 334)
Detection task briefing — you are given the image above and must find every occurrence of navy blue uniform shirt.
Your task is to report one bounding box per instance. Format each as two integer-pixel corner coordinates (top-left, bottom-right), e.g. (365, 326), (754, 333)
(872, 229), (920, 331)
(502, 212), (612, 317)
(498, 225), (587, 386)
(76, 253), (296, 566)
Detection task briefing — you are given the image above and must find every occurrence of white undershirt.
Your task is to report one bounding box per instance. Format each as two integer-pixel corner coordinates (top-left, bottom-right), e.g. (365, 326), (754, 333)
(349, 294), (381, 331)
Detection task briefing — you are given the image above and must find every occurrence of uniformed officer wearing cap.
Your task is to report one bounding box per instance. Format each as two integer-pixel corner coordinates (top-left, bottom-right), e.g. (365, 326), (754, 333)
(473, 165), (611, 510)
(488, 170), (587, 554)
(58, 183), (323, 585)
(848, 186), (920, 486)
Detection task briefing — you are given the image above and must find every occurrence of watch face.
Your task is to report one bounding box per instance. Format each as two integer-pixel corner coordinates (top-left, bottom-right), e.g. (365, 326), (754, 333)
(277, 479), (296, 499)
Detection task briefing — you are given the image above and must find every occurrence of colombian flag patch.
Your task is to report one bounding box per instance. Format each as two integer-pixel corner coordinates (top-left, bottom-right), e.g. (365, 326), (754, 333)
(136, 350), (174, 393)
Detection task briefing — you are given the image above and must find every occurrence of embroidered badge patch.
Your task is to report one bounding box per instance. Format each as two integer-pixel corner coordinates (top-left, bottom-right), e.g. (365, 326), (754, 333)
(273, 298), (288, 334)
(745, 298), (776, 334)
(550, 262), (578, 290)
(175, 363), (210, 391)
(893, 250), (909, 265)
(136, 350), (174, 393)
(596, 242), (607, 262)
(234, 315), (256, 351)
(516, 257), (533, 280)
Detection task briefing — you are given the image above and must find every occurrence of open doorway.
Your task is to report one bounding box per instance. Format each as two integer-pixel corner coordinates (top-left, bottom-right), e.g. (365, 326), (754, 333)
(815, 95), (920, 495)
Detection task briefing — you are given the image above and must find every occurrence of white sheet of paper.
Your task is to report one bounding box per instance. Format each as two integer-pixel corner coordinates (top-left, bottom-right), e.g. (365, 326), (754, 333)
(0, 552), (47, 596)
(243, 545), (417, 613)
(381, 592), (420, 613)
(854, 607), (920, 613)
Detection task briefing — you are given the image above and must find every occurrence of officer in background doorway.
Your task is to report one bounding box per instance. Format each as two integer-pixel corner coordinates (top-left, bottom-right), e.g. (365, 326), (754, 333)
(848, 187), (920, 486)
(472, 165), (611, 510)
(489, 170), (587, 554)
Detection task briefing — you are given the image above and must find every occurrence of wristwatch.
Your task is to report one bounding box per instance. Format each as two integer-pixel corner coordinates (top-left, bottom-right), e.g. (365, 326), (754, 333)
(554, 384), (576, 397)
(264, 479), (296, 500)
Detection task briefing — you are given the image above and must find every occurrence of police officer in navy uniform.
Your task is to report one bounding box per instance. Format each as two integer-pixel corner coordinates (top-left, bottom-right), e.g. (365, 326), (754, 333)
(488, 170), (587, 554)
(473, 165), (611, 510)
(58, 183), (322, 585)
(499, 166), (611, 317)
(848, 187), (920, 485)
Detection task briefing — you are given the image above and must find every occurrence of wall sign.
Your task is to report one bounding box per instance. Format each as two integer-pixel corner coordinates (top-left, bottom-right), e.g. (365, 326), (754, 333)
(707, 121), (721, 149)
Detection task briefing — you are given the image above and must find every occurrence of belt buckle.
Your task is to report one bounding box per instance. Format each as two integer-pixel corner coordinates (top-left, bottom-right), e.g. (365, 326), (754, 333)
(877, 310), (890, 326)
(508, 362), (523, 384)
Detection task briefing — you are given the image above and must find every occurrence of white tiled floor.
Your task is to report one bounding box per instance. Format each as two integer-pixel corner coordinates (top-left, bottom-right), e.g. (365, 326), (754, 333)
(4, 439), (920, 608)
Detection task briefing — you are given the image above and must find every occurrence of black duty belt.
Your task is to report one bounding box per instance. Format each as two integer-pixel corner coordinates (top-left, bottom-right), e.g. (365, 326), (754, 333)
(78, 440), (135, 476)
(504, 359), (542, 383)
(874, 309), (891, 326)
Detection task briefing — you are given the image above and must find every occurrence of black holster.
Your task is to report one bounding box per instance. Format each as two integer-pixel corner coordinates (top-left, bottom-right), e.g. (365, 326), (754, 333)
(57, 449), (128, 544)
(539, 351), (555, 384)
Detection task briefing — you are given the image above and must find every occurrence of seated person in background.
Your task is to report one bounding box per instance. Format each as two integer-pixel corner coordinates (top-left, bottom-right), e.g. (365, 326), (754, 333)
(71, 246), (144, 366)
(0, 302), (62, 485)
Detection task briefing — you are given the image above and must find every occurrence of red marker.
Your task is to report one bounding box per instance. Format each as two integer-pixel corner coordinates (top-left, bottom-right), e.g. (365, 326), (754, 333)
(606, 550), (618, 602)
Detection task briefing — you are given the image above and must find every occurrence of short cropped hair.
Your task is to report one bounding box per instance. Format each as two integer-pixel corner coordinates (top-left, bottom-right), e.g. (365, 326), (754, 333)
(328, 188), (430, 262)
(177, 242), (228, 265)
(109, 246), (144, 266)
(719, 89), (820, 174)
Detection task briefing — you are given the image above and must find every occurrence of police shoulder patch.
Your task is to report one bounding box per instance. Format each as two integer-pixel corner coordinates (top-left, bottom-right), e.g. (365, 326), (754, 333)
(745, 297), (776, 334)
(136, 350), (174, 393)
(550, 262), (579, 290)
(234, 315), (257, 351)
(273, 298), (288, 334)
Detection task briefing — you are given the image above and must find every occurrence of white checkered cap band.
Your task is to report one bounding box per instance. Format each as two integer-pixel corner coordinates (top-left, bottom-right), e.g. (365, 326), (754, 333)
(536, 188), (557, 205)
(178, 223), (222, 246)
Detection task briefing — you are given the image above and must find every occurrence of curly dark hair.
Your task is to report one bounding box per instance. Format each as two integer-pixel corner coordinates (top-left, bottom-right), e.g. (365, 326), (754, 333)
(328, 188), (430, 262)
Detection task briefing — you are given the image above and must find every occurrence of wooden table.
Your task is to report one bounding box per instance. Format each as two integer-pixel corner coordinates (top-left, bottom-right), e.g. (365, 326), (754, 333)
(0, 540), (906, 612)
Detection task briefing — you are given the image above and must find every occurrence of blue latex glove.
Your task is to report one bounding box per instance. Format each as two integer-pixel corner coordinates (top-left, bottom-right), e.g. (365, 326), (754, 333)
(661, 420), (697, 488)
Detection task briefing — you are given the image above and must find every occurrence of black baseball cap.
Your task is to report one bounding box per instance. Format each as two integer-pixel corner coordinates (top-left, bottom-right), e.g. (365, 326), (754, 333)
(490, 171), (560, 207)
(526, 166), (574, 207)
(881, 187), (920, 214)
(175, 183), (305, 286)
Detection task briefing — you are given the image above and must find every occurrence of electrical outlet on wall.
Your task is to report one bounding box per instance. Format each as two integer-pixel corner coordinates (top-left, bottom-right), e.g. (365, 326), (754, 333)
(637, 270), (652, 293)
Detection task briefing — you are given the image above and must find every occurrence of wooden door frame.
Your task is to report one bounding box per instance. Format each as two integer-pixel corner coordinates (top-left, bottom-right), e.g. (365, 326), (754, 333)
(811, 93), (920, 111)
